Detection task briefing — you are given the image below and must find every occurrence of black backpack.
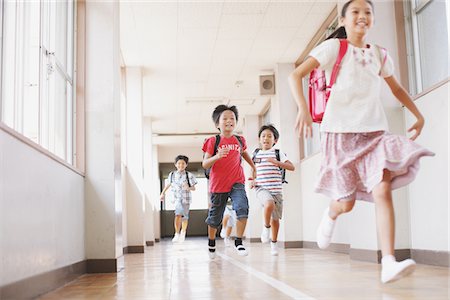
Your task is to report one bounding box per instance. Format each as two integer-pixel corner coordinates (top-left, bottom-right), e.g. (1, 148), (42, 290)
(252, 148), (288, 184)
(169, 171), (191, 187)
(204, 134), (243, 179)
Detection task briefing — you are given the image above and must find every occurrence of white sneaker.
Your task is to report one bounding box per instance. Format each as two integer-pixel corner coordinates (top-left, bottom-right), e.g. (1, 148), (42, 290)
(172, 233), (180, 243)
(381, 256), (416, 283)
(316, 208), (335, 249)
(208, 240), (216, 259)
(261, 226), (270, 244)
(178, 231), (186, 243)
(270, 242), (278, 256)
(220, 228), (226, 239)
(234, 244), (248, 256)
(224, 237), (232, 247)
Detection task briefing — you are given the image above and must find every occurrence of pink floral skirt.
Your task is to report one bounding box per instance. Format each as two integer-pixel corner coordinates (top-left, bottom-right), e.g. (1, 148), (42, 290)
(315, 131), (435, 202)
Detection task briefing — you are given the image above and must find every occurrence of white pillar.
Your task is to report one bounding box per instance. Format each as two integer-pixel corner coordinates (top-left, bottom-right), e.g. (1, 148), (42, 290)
(273, 63), (303, 247)
(143, 117), (156, 245)
(84, 0), (122, 272)
(242, 114), (261, 241)
(123, 67), (145, 251)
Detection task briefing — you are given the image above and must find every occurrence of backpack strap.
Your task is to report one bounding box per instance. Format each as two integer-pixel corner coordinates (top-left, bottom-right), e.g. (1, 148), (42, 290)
(328, 39), (348, 89)
(212, 134), (221, 156)
(252, 148), (261, 162)
(234, 135), (244, 154)
(275, 149), (288, 184)
(169, 171), (174, 184)
(185, 171), (191, 187)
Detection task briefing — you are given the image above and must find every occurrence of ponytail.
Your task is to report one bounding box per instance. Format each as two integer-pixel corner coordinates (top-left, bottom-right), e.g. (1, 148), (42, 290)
(325, 26), (347, 40)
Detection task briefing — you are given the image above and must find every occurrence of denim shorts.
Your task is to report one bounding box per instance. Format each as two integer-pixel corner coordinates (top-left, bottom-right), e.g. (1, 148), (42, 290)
(205, 183), (249, 228)
(174, 202), (190, 220)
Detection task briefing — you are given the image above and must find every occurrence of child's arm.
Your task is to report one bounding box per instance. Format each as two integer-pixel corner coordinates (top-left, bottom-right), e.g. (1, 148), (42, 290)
(384, 76), (425, 141)
(160, 183), (171, 201)
(267, 158), (295, 171)
(288, 56), (320, 138)
(202, 148), (230, 169)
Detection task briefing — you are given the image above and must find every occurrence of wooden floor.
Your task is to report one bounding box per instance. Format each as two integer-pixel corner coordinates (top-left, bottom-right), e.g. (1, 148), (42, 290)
(39, 237), (449, 300)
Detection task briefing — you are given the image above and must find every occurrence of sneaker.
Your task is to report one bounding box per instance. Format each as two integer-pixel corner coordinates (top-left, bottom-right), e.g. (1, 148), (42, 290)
(208, 246), (216, 259)
(381, 256), (416, 283)
(234, 244), (248, 256)
(261, 226), (270, 244)
(172, 233), (180, 243)
(178, 230), (186, 243)
(270, 241), (278, 256)
(224, 237), (232, 247)
(220, 228), (226, 239)
(316, 208), (335, 249)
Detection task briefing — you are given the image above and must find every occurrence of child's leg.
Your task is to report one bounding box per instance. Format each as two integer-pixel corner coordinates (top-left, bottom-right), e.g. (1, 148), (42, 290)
(373, 169), (415, 283)
(174, 215), (182, 233)
(205, 192), (228, 258)
(317, 198), (355, 249)
(263, 201), (275, 227)
(372, 169), (394, 256)
(230, 183), (249, 256)
(271, 219), (280, 242)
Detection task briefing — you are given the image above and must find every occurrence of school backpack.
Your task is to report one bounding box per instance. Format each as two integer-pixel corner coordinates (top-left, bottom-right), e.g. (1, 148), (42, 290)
(308, 39), (348, 123)
(203, 134), (243, 179)
(169, 171), (191, 187)
(252, 148), (288, 184)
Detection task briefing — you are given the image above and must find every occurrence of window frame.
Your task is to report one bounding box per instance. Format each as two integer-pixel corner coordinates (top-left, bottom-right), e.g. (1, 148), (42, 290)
(404, 0), (450, 95)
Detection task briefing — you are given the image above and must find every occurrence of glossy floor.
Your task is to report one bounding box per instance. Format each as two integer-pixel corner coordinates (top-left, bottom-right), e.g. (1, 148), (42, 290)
(39, 238), (449, 299)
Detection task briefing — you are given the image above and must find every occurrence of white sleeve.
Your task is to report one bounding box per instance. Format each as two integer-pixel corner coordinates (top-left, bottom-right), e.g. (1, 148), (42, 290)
(380, 51), (395, 78)
(308, 39), (340, 72)
(189, 173), (198, 186)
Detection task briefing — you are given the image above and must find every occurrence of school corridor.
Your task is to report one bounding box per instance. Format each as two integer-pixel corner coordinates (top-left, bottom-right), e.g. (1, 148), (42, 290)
(0, 0), (449, 299)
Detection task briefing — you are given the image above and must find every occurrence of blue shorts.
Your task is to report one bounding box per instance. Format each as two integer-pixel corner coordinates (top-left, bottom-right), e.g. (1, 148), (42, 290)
(205, 183), (249, 228)
(174, 202), (190, 220)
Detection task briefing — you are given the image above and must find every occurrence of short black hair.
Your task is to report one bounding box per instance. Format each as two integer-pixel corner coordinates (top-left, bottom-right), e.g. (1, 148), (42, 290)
(175, 155), (189, 164)
(258, 124), (280, 141)
(212, 105), (239, 127)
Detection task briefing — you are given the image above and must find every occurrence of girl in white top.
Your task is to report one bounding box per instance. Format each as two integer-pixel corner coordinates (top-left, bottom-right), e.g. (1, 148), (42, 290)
(288, 0), (434, 284)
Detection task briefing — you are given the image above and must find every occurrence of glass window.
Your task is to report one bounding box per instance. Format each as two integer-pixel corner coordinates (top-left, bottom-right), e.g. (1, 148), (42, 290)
(406, 0), (449, 93)
(0, 1), (76, 163)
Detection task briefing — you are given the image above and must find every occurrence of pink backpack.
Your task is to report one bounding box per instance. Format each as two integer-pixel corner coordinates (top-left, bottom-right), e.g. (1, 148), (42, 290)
(308, 39), (348, 123)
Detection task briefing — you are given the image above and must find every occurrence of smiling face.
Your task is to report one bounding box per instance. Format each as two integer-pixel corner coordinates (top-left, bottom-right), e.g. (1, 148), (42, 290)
(175, 159), (187, 172)
(217, 110), (237, 134)
(341, 0), (374, 40)
(259, 129), (276, 150)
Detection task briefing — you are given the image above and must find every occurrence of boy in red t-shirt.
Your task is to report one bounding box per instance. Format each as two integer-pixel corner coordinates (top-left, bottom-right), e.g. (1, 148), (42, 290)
(202, 105), (256, 259)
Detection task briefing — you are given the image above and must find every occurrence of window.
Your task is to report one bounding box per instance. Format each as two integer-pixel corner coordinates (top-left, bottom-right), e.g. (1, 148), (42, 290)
(0, 1), (75, 164)
(405, 0), (449, 93)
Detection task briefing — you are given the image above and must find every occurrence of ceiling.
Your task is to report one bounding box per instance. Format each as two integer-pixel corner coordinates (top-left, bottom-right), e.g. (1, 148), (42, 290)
(119, 0), (335, 145)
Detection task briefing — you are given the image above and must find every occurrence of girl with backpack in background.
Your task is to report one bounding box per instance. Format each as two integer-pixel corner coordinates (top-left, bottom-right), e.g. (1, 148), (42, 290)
(160, 155), (198, 243)
(288, 0), (434, 283)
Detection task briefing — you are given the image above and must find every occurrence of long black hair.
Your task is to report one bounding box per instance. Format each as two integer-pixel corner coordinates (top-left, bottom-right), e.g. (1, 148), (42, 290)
(326, 0), (374, 40)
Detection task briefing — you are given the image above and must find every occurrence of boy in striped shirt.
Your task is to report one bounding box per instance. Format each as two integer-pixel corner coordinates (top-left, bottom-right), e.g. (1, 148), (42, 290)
(253, 125), (295, 255)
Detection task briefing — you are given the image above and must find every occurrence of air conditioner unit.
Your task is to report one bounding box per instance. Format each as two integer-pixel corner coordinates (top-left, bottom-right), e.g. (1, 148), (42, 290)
(259, 75), (275, 95)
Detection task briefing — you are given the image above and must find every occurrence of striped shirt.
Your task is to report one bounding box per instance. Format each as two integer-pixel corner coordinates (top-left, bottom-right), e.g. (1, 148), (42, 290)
(254, 148), (288, 195)
(169, 171), (198, 204)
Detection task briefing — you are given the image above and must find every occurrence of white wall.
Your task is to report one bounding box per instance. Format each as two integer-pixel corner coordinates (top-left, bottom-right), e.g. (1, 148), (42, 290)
(0, 130), (84, 286)
(406, 82), (449, 251)
(158, 145), (203, 163)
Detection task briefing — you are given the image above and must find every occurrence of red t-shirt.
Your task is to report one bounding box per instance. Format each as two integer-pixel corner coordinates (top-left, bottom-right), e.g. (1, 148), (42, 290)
(202, 135), (247, 193)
